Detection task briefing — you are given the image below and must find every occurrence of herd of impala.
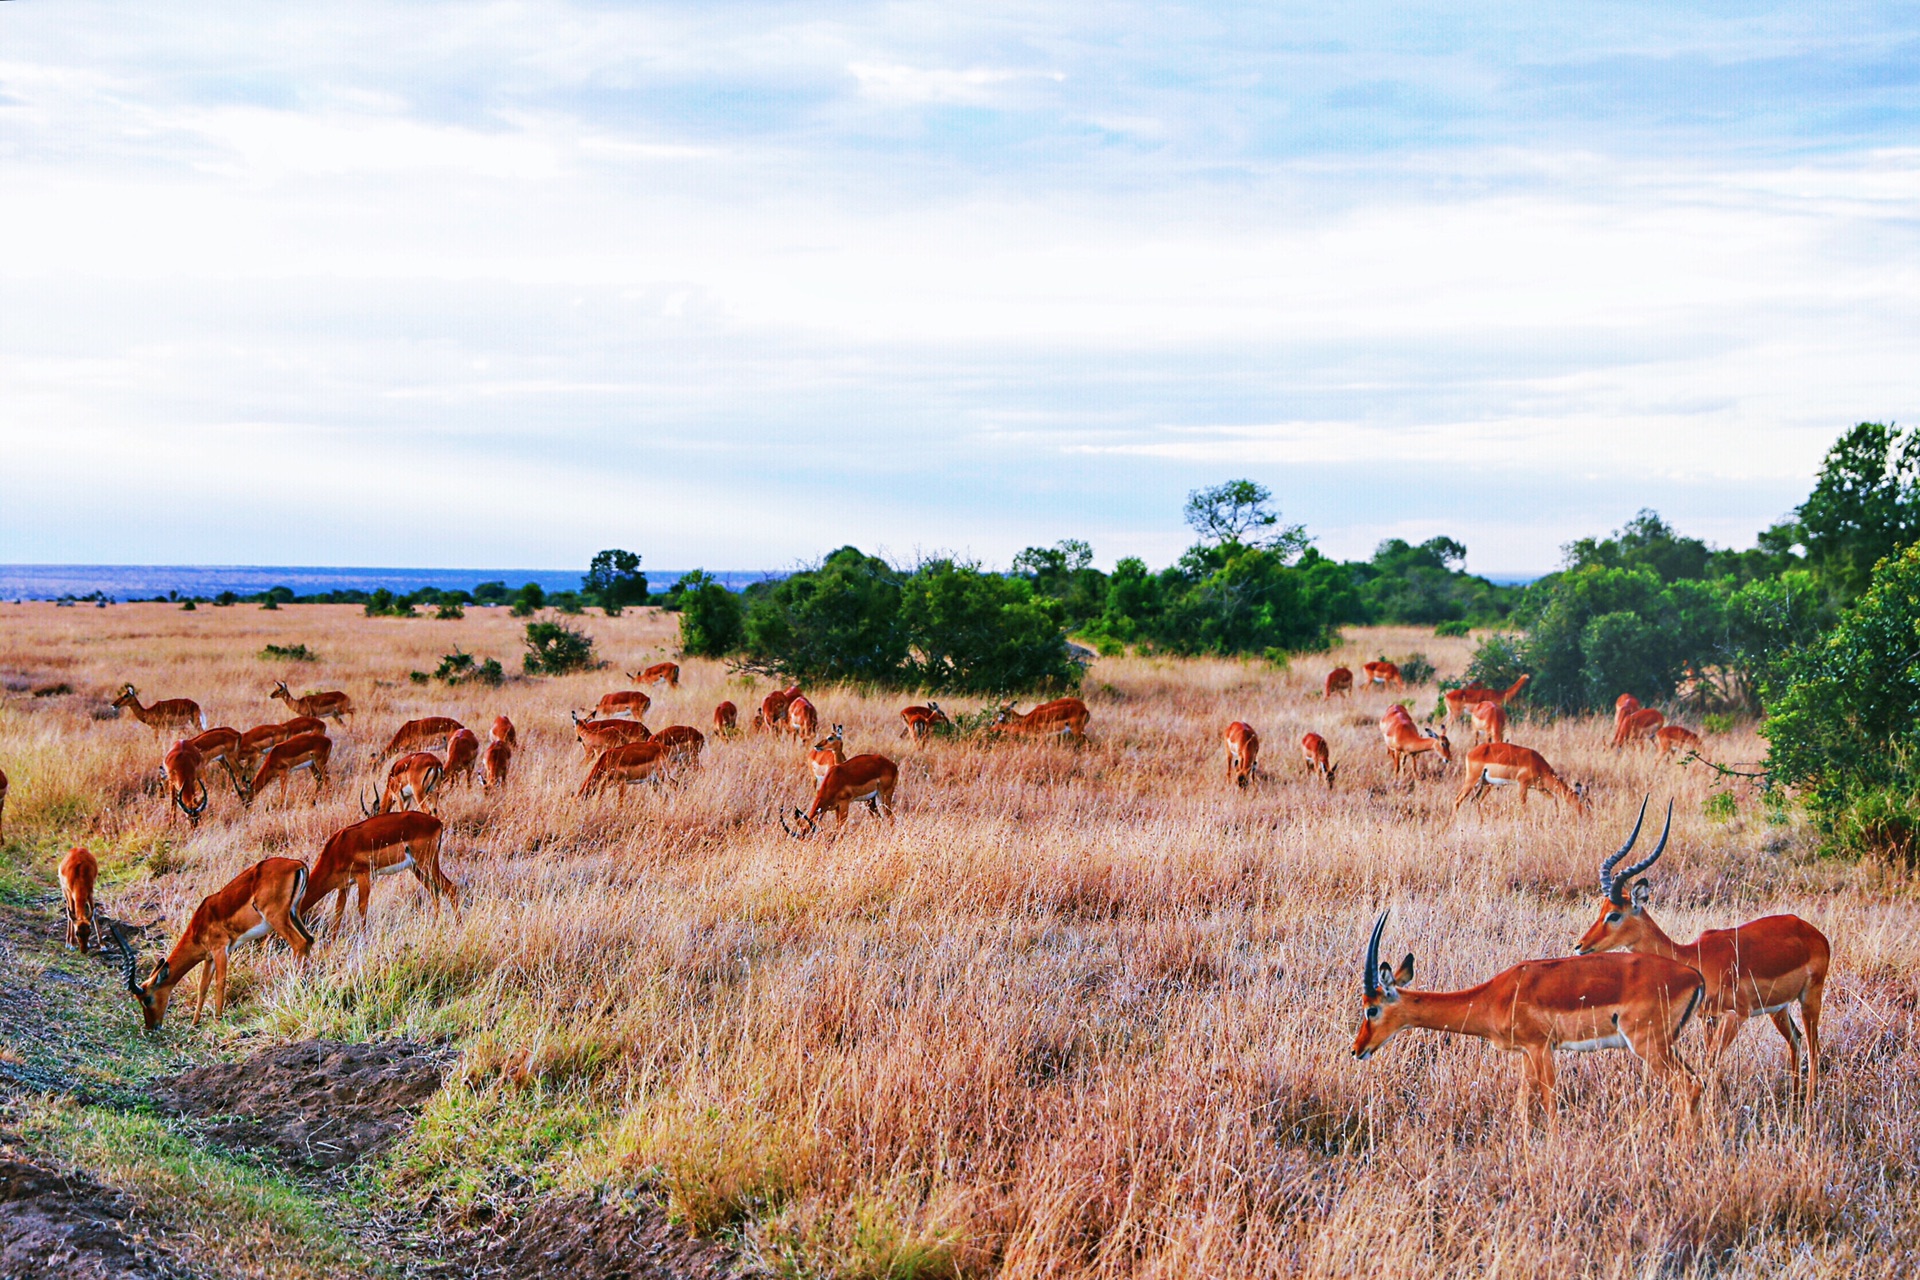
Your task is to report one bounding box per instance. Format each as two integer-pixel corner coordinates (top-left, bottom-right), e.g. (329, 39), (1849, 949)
(22, 653), (1824, 1123)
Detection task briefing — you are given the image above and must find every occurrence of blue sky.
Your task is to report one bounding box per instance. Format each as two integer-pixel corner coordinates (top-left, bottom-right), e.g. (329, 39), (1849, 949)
(3, 3), (1917, 576)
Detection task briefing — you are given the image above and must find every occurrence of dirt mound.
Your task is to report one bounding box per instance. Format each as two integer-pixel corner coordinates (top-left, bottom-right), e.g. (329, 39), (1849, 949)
(152, 1039), (449, 1171)
(480, 1189), (741, 1279)
(0, 1152), (183, 1280)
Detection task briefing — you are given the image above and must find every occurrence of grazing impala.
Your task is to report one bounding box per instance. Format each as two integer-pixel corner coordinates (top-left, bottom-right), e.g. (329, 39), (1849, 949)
(1574, 800), (1831, 1101)
(1453, 743), (1588, 814)
(236, 716), (327, 775)
(481, 735), (513, 789)
(60, 847), (99, 952)
(593, 690), (651, 722)
(113, 684), (205, 738)
(268, 681), (354, 724)
(651, 725), (706, 762)
(783, 754), (899, 836)
(489, 715), (518, 750)
(374, 717), (465, 762)
(990, 698), (1090, 740)
(628, 662), (680, 689)
(571, 711), (653, 758)
(182, 727), (241, 776)
(1380, 710), (1450, 778)
(163, 740), (212, 826)
(754, 689), (795, 733)
(577, 740), (672, 798)
(901, 702), (951, 743)
(1469, 700), (1509, 744)
(808, 726), (847, 782)
(1362, 660), (1402, 691)
(1353, 911), (1703, 1115)
(1612, 693), (1642, 741)
(114, 857), (314, 1030)
(1612, 706), (1666, 749)
(713, 701), (739, 735)
(1443, 675), (1531, 725)
(366, 751), (442, 816)
(300, 812), (457, 929)
(238, 732), (332, 807)
(443, 728), (480, 789)
(787, 694), (819, 740)
(1300, 732), (1338, 789)
(1224, 722), (1260, 788)
(1656, 725), (1707, 761)
(1324, 668), (1354, 699)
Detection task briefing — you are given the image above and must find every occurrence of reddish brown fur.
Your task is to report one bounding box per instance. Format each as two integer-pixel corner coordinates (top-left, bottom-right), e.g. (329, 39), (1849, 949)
(651, 725), (706, 762)
(121, 857), (313, 1030)
(1612, 706), (1666, 749)
(1362, 661), (1403, 691)
(1379, 711), (1449, 777)
(237, 716), (326, 773)
(269, 681), (354, 723)
(990, 698), (1090, 739)
(1453, 742), (1587, 813)
(1656, 724), (1706, 760)
(375, 716), (465, 761)
(1299, 732), (1337, 789)
(1443, 674), (1531, 724)
(787, 694), (819, 740)
(243, 731), (332, 806)
(1324, 668), (1353, 699)
(443, 728), (480, 788)
(573, 715), (652, 758)
(809, 726), (847, 782)
(163, 740), (212, 825)
(301, 812), (456, 929)
(792, 754), (899, 833)
(375, 751), (442, 814)
(593, 690), (652, 721)
(629, 662), (680, 689)
(1469, 700), (1509, 744)
(755, 690), (794, 733)
(1224, 722), (1260, 788)
(113, 684), (204, 738)
(489, 715), (519, 749)
(900, 702), (951, 743)
(60, 847), (99, 952)
(481, 736), (513, 789)
(713, 701), (739, 735)
(578, 740), (672, 798)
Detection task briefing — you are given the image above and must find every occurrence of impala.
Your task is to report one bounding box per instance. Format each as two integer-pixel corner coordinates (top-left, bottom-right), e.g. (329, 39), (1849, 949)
(901, 702), (951, 743)
(300, 811), (457, 929)
(489, 715), (519, 750)
(783, 754), (898, 836)
(809, 725), (847, 782)
(1362, 660), (1403, 691)
(163, 740), (212, 825)
(1442, 674), (1531, 725)
(1224, 722), (1260, 788)
(571, 711), (653, 758)
(236, 716), (327, 774)
(1453, 743), (1588, 814)
(1469, 700), (1509, 744)
(628, 662), (680, 689)
(374, 717), (465, 762)
(365, 751), (442, 815)
(1656, 725), (1707, 760)
(577, 740), (672, 798)
(60, 847), (99, 952)
(787, 693), (819, 740)
(1612, 707), (1667, 749)
(1613, 693), (1642, 741)
(1573, 800), (1831, 1101)
(592, 690), (652, 722)
(1380, 710), (1450, 778)
(1300, 732), (1338, 789)
(754, 689), (794, 733)
(182, 726), (242, 776)
(481, 735), (513, 789)
(443, 728), (480, 789)
(1324, 668), (1354, 699)
(268, 681), (354, 723)
(238, 731), (332, 806)
(713, 701), (739, 735)
(114, 857), (314, 1030)
(1353, 911), (1704, 1115)
(651, 725), (706, 762)
(113, 684), (205, 738)
(990, 697), (1090, 739)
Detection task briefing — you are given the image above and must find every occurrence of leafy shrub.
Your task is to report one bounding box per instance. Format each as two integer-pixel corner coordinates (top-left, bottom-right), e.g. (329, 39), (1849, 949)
(424, 648), (504, 686)
(1434, 619), (1471, 638)
(1704, 792), (1738, 823)
(1396, 653), (1436, 685)
(180, 599), (196, 611)
(509, 583), (546, 618)
(900, 559), (1080, 694)
(523, 621), (597, 675)
(261, 643), (319, 663)
(1463, 633), (1528, 691)
(583, 549), (649, 616)
(365, 588), (418, 618)
(741, 547), (909, 685)
(214, 590), (238, 607)
(677, 572), (746, 658)
(435, 602), (465, 620)
(473, 581), (511, 606)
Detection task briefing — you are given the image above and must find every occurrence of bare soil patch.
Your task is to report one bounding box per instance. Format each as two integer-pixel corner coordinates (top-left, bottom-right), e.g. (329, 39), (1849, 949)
(477, 1189), (743, 1280)
(0, 1148), (184, 1280)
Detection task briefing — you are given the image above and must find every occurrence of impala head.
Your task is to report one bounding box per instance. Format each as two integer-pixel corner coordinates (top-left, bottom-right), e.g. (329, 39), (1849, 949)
(926, 701), (944, 721)
(1352, 911), (1416, 1061)
(1574, 798), (1672, 954)
(112, 921), (171, 1031)
(270, 680), (291, 700)
(112, 684), (138, 708)
(1422, 726), (1452, 762)
(993, 703), (1017, 724)
(1323, 762), (1339, 790)
(779, 806), (819, 840)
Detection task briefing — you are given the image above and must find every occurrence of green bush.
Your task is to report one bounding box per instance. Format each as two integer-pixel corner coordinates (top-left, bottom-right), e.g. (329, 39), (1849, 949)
(1434, 619), (1471, 638)
(1462, 633), (1528, 691)
(583, 549), (649, 616)
(523, 621), (597, 676)
(1396, 653), (1436, 685)
(900, 559), (1080, 694)
(509, 583), (546, 618)
(741, 547), (909, 685)
(435, 602), (465, 620)
(677, 572), (746, 658)
(260, 643), (318, 663)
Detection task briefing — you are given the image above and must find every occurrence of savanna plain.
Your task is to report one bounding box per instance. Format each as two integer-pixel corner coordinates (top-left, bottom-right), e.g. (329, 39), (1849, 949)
(0, 603), (1913, 1279)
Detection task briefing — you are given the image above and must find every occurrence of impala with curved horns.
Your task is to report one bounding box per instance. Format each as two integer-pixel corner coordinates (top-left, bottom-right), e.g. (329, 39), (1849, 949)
(808, 725), (847, 782)
(60, 846), (99, 952)
(1224, 722), (1260, 788)
(1380, 710), (1450, 778)
(990, 697), (1090, 740)
(300, 811), (457, 929)
(1442, 674), (1531, 725)
(783, 754), (898, 837)
(163, 740), (212, 826)
(1354, 910), (1704, 1115)
(901, 702), (950, 743)
(1300, 732), (1338, 789)
(236, 732), (332, 807)
(113, 684), (205, 738)
(572, 711), (652, 758)
(114, 857), (313, 1030)
(1574, 799), (1830, 1101)
(1453, 742), (1587, 814)
(269, 681), (354, 723)
(628, 662), (680, 689)
(372, 717), (465, 763)
(1324, 667), (1354, 699)
(364, 751), (442, 816)
(1612, 706), (1666, 749)
(577, 740), (672, 798)
(713, 701), (739, 736)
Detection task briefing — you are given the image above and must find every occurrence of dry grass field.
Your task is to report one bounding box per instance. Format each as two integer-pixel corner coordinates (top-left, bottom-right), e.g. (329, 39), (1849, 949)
(2, 602), (1916, 1278)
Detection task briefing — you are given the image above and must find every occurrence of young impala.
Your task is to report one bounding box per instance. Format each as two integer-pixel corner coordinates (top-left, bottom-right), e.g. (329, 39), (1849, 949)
(442, 728), (480, 789)
(163, 740), (212, 825)
(60, 847), (99, 952)
(1353, 911), (1704, 1116)
(808, 726), (847, 782)
(238, 732), (332, 807)
(713, 701), (739, 736)
(787, 694), (819, 740)
(572, 711), (652, 758)
(374, 717), (465, 762)
(628, 662), (680, 689)
(901, 702), (951, 743)
(1324, 667), (1354, 699)
(1656, 725), (1707, 761)
(1442, 674), (1531, 725)
(300, 812), (458, 929)
(114, 857), (314, 1030)
(1453, 743), (1588, 814)
(1573, 800), (1831, 1101)
(577, 740), (673, 798)
(990, 698), (1090, 740)
(592, 690), (652, 722)
(113, 684), (205, 738)
(1300, 732), (1338, 789)
(1362, 660), (1403, 691)
(364, 751), (442, 816)
(1468, 700), (1509, 744)
(1380, 709), (1450, 778)
(1224, 722), (1260, 788)
(268, 681), (354, 724)
(1612, 706), (1666, 749)
(783, 754), (899, 837)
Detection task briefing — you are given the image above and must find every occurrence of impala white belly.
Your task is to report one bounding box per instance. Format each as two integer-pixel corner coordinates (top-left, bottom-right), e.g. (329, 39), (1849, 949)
(1482, 773), (1516, 787)
(1754, 1001), (1793, 1017)
(1559, 1033), (1629, 1053)
(375, 853), (416, 877)
(237, 919), (272, 943)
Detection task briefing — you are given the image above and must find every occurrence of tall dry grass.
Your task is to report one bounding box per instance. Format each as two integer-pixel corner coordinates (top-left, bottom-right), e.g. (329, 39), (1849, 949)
(1, 603), (1914, 1278)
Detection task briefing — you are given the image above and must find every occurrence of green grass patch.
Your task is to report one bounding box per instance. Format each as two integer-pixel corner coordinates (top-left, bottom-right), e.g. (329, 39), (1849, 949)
(381, 1078), (603, 1219)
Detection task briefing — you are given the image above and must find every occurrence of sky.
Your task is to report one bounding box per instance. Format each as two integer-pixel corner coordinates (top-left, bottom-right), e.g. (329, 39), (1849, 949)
(3, 2), (1918, 577)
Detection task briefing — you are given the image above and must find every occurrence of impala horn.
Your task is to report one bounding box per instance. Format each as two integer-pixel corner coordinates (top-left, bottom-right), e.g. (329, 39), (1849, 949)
(1601, 796), (1671, 905)
(110, 921), (145, 998)
(173, 778), (210, 823)
(360, 783), (381, 818)
(1363, 910), (1389, 999)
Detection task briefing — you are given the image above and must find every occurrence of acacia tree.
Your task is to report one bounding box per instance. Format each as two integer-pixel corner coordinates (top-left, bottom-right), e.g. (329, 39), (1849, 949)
(583, 549), (649, 616)
(1183, 480), (1309, 558)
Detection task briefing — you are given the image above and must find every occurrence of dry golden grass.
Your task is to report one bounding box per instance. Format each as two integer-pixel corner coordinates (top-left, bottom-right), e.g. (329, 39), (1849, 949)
(2, 602), (1916, 1278)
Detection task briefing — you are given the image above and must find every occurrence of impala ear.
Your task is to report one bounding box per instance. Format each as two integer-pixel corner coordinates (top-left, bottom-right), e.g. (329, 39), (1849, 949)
(1393, 954), (1414, 986)
(1630, 879), (1652, 910)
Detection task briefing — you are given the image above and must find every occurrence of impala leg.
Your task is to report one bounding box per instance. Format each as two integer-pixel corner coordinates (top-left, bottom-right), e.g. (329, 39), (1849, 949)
(1801, 977), (1825, 1104)
(211, 946), (230, 1021)
(330, 887), (351, 933)
(191, 959), (215, 1026)
(1705, 1011), (1747, 1067)
(1769, 1008), (1804, 1084)
(355, 872), (373, 925)
(1521, 1044), (1556, 1116)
